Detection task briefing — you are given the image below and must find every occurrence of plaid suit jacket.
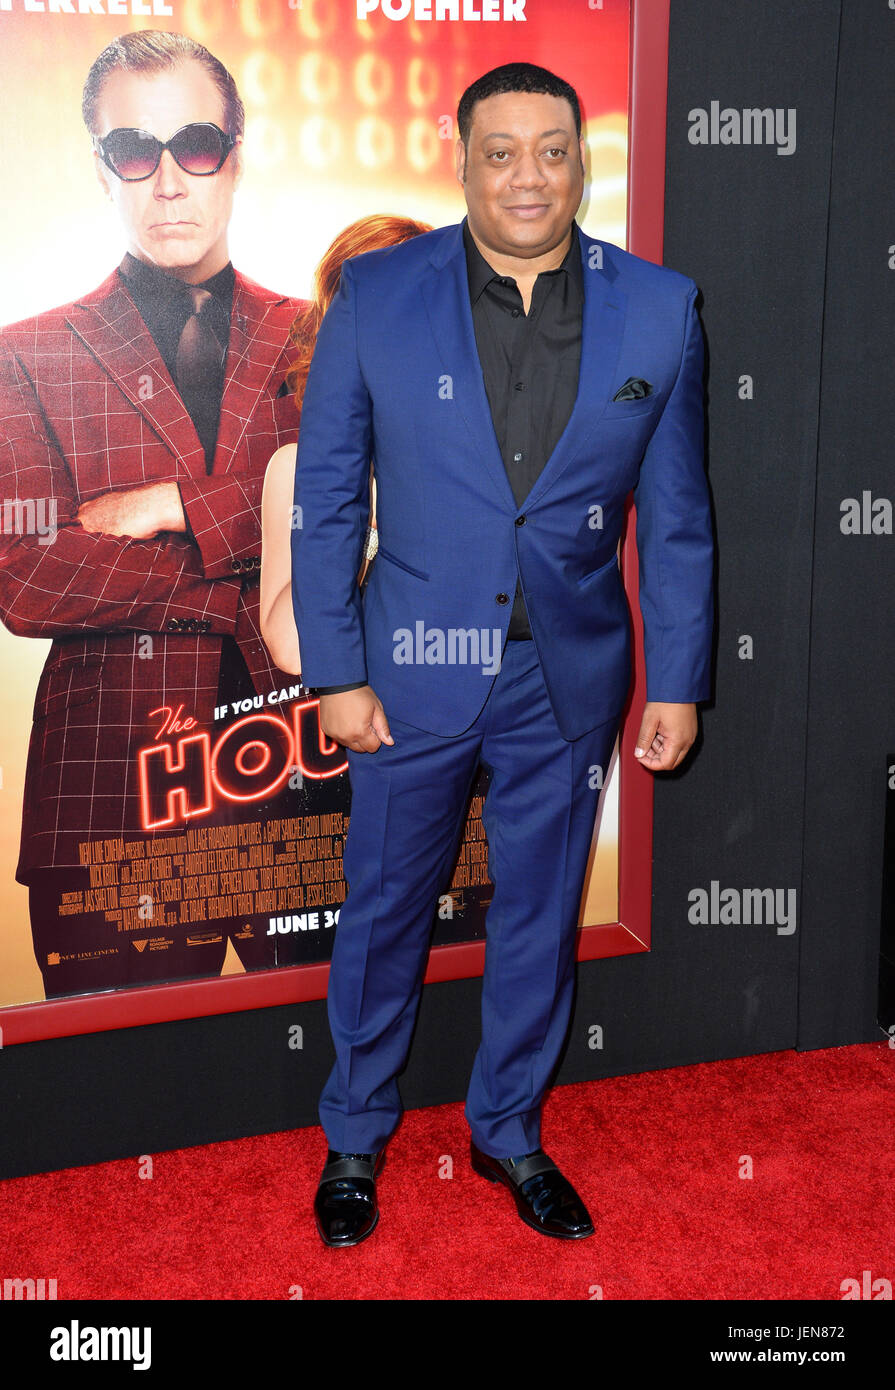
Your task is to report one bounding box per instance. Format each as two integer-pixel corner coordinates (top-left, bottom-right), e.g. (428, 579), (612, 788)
(0, 266), (306, 880)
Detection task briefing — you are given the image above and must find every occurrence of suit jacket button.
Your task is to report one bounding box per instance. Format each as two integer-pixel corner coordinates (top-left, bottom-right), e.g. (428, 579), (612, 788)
(200, 620), (211, 633)
(167, 619), (181, 632)
(496, 593), (509, 605)
(515, 515), (526, 526)
(231, 558), (243, 572)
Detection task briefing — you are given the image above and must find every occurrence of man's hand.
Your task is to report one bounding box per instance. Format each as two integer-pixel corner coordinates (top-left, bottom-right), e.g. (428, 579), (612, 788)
(634, 701), (698, 772)
(77, 482), (186, 539)
(318, 686), (394, 753)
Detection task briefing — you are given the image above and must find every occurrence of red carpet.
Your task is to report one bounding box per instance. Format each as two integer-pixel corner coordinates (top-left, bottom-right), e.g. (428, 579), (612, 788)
(1, 1042), (892, 1300)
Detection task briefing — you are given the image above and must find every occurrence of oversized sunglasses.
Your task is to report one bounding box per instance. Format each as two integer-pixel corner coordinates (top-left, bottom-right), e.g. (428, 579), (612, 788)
(93, 123), (237, 181)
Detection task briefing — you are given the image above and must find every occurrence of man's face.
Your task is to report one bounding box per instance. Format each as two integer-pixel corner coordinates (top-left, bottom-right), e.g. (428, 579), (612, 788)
(93, 61), (243, 283)
(456, 90), (585, 261)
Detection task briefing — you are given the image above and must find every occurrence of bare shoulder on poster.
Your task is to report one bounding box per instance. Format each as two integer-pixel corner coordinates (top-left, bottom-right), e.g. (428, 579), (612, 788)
(357, 0), (526, 20)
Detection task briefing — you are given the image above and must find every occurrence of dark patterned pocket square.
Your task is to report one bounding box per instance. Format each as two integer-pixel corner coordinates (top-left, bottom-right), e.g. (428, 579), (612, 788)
(612, 376), (653, 401)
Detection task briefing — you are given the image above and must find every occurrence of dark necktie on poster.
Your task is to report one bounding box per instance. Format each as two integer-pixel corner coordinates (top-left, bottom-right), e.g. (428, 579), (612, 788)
(175, 286), (227, 473)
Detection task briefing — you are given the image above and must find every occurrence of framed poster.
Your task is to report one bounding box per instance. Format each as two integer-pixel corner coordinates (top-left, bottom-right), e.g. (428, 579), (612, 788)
(0, 0), (668, 1044)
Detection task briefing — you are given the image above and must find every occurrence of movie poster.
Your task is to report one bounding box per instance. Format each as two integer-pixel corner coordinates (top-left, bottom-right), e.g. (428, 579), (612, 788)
(0, 0), (630, 1015)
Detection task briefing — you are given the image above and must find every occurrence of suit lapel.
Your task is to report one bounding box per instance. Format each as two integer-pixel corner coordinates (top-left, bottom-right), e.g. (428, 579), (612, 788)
(67, 270), (206, 475)
(423, 220), (627, 511)
(210, 271), (296, 474)
(67, 267), (296, 478)
(522, 226), (627, 509)
(423, 224), (514, 508)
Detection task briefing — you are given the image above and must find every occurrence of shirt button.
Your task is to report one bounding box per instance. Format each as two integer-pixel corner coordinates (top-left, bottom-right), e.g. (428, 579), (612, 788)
(511, 308), (521, 317)
(514, 382), (525, 391)
(513, 452), (523, 462)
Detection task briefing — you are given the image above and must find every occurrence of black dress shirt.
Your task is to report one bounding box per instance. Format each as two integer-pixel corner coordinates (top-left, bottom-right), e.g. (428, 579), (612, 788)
(464, 216), (583, 639)
(311, 218), (584, 694)
(118, 252), (256, 706)
(119, 251), (233, 469)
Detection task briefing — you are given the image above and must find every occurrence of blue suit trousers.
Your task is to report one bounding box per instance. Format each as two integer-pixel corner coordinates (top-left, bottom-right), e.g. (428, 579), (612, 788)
(318, 636), (620, 1157)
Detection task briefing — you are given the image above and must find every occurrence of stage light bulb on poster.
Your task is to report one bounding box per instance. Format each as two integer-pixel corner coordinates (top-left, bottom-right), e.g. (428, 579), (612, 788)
(0, 0), (634, 1021)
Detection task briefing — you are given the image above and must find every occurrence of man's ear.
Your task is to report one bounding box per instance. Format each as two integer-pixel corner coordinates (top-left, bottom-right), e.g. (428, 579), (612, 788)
(454, 135), (466, 186)
(578, 134), (587, 177)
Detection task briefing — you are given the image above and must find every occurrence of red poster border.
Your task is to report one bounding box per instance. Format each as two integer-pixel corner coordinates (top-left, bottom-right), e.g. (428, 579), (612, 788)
(1, 0), (669, 1046)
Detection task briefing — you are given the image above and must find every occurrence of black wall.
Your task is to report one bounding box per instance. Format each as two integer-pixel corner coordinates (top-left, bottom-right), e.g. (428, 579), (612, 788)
(2, 0), (891, 1180)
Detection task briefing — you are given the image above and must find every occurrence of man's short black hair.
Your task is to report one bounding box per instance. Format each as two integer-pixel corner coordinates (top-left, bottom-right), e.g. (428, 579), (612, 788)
(457, 62), (582, 151)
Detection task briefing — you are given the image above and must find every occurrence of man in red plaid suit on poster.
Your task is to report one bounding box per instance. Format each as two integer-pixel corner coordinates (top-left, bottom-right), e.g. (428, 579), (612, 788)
(0, 32), (306, 998)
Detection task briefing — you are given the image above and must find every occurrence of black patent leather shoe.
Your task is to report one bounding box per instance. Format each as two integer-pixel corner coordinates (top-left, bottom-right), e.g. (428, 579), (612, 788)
(314, 1148), (385, 1247)
(470, 1141), (595, 1239)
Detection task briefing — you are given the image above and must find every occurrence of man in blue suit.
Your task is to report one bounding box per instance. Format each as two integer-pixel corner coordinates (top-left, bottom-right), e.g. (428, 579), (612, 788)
(292, 62), (714, 1246)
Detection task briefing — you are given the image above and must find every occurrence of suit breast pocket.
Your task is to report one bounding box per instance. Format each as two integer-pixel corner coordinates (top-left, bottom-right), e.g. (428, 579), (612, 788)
(375, 543), (430, 582)
(33, 654), (103, 721)
(577, 550), (621, 586)
(602, 396), (661, 423)
(273, 390), (300, 433)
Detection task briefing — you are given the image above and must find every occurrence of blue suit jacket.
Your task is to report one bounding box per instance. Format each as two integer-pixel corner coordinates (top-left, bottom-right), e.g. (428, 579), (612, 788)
(292, 218), (714, 740)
